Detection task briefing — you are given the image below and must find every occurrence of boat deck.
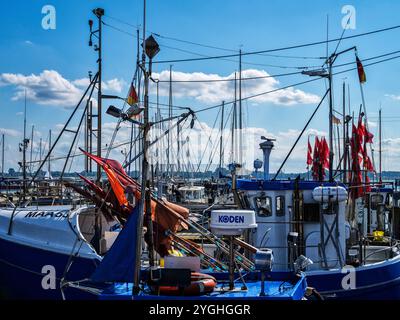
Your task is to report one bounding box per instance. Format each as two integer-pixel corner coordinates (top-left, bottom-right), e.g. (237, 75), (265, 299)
(98, 277), (306, 300)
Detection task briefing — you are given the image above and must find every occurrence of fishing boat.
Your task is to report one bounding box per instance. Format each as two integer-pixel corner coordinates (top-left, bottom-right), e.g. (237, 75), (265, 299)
(231, 135), (400, 300)
(0, 154), (310, 300)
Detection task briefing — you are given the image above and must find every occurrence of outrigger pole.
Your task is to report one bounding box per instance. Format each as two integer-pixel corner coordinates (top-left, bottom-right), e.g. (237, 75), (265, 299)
(272, 90), (329, 180)
(28, 73), (99, 186)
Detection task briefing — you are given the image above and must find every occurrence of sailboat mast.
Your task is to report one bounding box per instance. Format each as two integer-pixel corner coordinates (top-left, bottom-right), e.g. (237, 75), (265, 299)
(219, 102), (225, 173)
(239, 49), (242, 168)
(342, 82), (347, 183)
(1, 134), (4, 177)
(328, 58), (334, 182)
(30, 125), (34, 174)
(22, 90), (27, 198)
(48, 129), (51, 178)
(168, 65), (172, 176)
(379, 107), (382, 182)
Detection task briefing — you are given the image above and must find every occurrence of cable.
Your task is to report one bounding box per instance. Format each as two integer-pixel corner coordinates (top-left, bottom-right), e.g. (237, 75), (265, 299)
(150, 49), (400, 84)
(102, 20), (323, 70)
(104, 14), (325, 60)
(150, 51), (400, 115)
(151, 24), (400, 64)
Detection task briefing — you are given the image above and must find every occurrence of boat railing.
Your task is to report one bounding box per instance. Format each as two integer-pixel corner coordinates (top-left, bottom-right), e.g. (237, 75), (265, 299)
(362, 240), (400, 262)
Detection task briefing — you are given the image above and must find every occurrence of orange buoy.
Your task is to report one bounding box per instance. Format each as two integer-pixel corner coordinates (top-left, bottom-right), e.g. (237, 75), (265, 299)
(155, 272), (217, 296)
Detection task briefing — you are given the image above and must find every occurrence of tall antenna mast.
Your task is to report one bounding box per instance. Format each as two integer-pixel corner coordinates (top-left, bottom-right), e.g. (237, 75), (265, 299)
(90, 8), (104, 183)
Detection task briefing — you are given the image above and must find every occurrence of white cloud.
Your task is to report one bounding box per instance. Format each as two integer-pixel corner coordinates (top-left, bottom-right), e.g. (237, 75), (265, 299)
(0, 128), (21, 137)
(152, 69), (320, 106)
(0, 70), (83, 108)
(385, 94), (400, 101)
(16, 112), (24, 116)
(73, 78), (125, 93)
(24, 40), (33, 46)
(0, 70), (125, 108)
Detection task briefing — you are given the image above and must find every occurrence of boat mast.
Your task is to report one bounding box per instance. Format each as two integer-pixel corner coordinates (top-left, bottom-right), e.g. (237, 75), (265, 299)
(342, 82), (347, 183)
(22, 90), (27, 198)
(219, 101), (225, 174)
(379, 107), (382, 183)
(134, 0), (159, 294)
(29, 125), (34, 174)
(328, 57), (334, 182)
(238, 49), (242, 168)
(48, 129), (51, 178)
(91, 8), (104, 183)
(1, 134), (4, 177)
(168, 65), (172, 176)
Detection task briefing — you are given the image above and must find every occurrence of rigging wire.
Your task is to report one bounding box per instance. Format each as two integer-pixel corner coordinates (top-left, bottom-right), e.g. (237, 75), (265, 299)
(104, 14), (325, 60)
(151, 49), (400, 83)
(151, 24), (400, 64)
(102, 20), (324, 70)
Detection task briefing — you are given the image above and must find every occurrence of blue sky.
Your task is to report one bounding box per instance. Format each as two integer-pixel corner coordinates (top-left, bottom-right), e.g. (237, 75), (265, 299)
(1, 0), (400, 173)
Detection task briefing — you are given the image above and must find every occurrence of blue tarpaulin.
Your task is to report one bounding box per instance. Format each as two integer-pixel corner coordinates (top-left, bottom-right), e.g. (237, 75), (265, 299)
(91, 206), (139, 283)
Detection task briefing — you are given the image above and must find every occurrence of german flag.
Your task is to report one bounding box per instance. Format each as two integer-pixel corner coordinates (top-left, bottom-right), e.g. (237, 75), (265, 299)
(356, 56), (366, 83)
(126, 83), (138, 106)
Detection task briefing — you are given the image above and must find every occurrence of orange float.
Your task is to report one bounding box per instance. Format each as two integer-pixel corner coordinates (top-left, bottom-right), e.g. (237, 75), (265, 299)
(154, 272), (217, 296)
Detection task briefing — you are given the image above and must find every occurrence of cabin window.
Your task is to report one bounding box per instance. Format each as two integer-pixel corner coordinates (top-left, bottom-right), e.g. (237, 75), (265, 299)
(254, 195), (272, 217)
(276, 196), (285, 216)
(370, 194), (384, 210)
(303, 203), (320, 222)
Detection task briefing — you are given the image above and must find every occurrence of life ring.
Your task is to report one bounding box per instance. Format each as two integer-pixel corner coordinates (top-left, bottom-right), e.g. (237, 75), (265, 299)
(155, 272), (217, 296)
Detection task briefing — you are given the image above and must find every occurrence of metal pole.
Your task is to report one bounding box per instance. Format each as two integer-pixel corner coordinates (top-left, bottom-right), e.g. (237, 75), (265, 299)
(96, 9), (104, 183)
(39, 138), (42, 164)
(379, 108), (382, 183)
(219, 102), (225, 173)
(1, 134), (4, 176)
(342, 82), (347, 183)
(328, 59), (334, 182)
(134, 0), (151, 294)
(84, 100), (88, 172)
(22, 90), (27, 199)
(273, 90), (329, 180)
(93, 8), (104, 184)
(239, 49), (242, 168)
(168, 65), (172, 176)
(30, 125), (34, 174)
(48, 129), (51, 178)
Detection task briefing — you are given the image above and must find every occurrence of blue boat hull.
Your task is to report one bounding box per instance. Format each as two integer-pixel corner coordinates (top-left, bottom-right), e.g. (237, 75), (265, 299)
(0, 237), (100, 300)
(306, 255), (400, 300)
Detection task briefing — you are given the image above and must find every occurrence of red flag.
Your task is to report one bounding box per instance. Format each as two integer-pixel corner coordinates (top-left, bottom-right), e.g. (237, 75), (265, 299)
(312, 137), (320, 180)
(307, 138), (313, 166)
(356, 56), (367, 83)
(365, 130), (374, 143)
(127, 83), (139, 106)
(320, 137), (330, 169)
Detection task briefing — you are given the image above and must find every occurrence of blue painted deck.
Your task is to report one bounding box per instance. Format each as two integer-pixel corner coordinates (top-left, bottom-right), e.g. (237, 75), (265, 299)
(97, 271), (307, 300)
(98, 276), (307, 301)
